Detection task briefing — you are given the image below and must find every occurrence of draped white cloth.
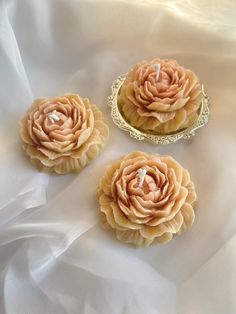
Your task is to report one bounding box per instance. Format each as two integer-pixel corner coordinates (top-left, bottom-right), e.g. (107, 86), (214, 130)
(1, 0), (236, 313)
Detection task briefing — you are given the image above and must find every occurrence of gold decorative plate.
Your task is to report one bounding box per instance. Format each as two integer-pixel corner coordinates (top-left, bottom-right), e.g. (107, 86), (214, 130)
(108, 74), (210, 145)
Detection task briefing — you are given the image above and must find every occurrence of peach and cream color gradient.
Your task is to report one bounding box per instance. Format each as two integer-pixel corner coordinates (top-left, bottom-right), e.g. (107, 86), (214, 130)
(118, 58), (202, 134)
(97, 151), (196, 246)
(20, 94), (109, 174)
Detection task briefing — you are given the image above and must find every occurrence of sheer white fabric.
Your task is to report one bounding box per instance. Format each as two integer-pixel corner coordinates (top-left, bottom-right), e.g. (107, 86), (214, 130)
(1, 0), (236, 313)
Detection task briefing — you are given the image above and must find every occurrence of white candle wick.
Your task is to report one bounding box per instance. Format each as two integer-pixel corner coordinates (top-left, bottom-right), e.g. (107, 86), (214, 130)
(138, 169), (147, 187)
(48, 110), (60, 123)
(154, 63), (161, 81)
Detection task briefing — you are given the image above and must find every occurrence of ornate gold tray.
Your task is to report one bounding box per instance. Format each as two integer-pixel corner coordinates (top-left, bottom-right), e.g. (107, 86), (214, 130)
(108, 74), (210, 145)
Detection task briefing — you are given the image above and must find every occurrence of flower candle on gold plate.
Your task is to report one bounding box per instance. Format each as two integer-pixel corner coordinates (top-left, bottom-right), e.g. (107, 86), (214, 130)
(20, 93), (109, 174)
(108, 58), (210, 144)
(97, 151), (197, 247)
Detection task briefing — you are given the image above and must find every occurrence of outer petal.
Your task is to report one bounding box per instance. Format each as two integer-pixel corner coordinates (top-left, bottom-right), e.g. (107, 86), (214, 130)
(153, 232), (173, 244)
(163, 211), (184, 233)
(25, 145), (62, 167)
(19, 117), (34, 145)
(116, 229), (153, 247)
(182, 169), (191, 186)
(140, 223), (167, 239)
(53, 156), (87, 174)
(186, 181), (197, 204)
(154, 108), (187, 134)
(98, 160), (123, 196)
(100, 195), (125, 231)
(177, 203), (195, 235)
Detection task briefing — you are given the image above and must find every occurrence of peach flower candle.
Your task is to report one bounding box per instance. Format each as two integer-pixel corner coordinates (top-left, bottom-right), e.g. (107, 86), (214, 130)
(97, 151), (197, 247)
(118, 58), (203, 135)
(20, 93), (109, 174)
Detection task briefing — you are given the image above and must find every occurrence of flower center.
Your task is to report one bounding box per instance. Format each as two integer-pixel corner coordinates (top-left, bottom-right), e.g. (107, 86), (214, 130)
(48, 110), (60, 123)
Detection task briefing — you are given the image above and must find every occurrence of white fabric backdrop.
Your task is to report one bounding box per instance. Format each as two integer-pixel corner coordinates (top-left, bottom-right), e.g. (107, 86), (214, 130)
(1, 0), (236, 313)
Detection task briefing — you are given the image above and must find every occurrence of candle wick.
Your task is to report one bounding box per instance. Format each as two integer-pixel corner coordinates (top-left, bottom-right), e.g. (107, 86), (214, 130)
(154, 63), (161, 81)
(138, 169), (147, 187)
(48, 110), (60, 123)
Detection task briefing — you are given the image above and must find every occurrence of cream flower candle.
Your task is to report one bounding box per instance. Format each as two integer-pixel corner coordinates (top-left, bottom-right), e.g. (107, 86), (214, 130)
(97, 151), (197, 247)
(20, 93), (109, 174)
(118, 58), (203, 135)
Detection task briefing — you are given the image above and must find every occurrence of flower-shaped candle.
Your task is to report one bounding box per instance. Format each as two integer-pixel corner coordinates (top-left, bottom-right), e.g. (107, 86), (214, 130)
(109, 58), (210, 144)
(20, 93), (109, 173)
(97, 151), (197, 247)
(118, 58), (203, 134)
